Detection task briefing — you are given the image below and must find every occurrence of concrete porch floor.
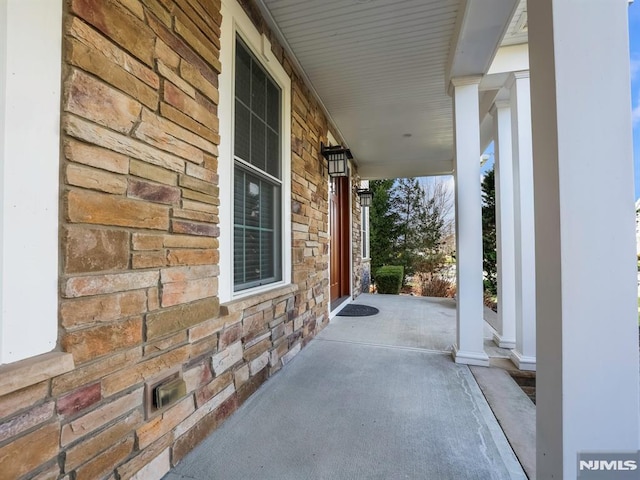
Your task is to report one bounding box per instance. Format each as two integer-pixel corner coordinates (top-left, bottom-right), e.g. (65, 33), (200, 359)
(164, 294), (533, 480)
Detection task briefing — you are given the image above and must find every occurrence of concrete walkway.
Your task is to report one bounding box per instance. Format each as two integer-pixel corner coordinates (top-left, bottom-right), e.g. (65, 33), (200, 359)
(164, 294), (528, 480)
(325, 294), (510, 359)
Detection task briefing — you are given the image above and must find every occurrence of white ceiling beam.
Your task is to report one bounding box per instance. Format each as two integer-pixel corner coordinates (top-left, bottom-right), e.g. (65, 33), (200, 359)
(446, 0), (520, 89)
(488, 44), (529, 75)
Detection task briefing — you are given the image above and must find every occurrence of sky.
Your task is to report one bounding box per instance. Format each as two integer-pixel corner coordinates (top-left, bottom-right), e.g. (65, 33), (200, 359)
(629, 3), (640, 199)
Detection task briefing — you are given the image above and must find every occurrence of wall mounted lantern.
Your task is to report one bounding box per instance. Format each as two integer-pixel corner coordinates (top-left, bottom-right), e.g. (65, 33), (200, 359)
(321, 142), (352, 177)
(357, 188), (373, 207)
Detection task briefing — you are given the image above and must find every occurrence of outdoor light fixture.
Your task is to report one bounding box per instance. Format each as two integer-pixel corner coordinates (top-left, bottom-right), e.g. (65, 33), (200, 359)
(357, 188), (373, 207)
(321, 142), (352, 177)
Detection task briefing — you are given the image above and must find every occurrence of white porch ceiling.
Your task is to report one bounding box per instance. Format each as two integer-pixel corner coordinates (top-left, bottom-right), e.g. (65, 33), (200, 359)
(501, 0), (528, 47)
(258, 0), (522, 180)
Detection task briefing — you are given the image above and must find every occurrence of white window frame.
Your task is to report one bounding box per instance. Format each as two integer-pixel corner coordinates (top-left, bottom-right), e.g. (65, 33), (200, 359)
(0, 0), (61, 364)
(360, 179), (370, 260)
(361, 206), (370, 260)
(218, 0), (292, 302)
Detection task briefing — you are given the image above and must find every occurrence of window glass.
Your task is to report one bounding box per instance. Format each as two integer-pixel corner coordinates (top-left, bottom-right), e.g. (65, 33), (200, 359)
(233, 37), (282, 291)
(362, 204), (370, 259)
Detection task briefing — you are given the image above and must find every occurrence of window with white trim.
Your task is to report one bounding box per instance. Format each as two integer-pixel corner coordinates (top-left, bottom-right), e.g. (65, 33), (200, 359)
(233, 37), (283, 291)
(218, 0), (292, 302)
(361, 206), (369, 259)
(0, 0), (61, 364)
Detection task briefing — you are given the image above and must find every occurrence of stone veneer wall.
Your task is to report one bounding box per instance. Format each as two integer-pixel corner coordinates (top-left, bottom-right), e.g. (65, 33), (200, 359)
(351, 176), (364, 296)
(0, 0), (359, 479)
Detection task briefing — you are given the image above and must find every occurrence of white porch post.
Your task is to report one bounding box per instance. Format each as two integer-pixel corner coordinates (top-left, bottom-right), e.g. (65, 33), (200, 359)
(491, 100), (517, 349)
(450, 76), (489, 367)
(508, 72), (536, 371)
(529, 1), (640, 477)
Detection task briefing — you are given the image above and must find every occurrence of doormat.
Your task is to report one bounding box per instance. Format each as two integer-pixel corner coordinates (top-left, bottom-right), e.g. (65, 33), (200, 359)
(337, 304), (380, 317)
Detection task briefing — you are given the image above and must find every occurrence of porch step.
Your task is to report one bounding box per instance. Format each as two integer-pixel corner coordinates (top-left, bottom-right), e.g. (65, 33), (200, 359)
(470, 365), (536, 480)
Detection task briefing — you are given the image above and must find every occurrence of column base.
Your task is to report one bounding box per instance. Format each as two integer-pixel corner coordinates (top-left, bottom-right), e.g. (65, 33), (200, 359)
(492, 332), (516, 349)
(510, 350), (536, 371)
(452, 345), (490, 367)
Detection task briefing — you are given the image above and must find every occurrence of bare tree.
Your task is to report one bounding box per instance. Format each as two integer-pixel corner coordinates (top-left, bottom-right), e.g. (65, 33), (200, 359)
(414, 176), (456, 297)
(419, 177), (454, 252)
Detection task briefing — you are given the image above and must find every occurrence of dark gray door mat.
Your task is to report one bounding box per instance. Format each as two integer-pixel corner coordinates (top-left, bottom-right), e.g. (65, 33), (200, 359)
(337, 304), (379, 316)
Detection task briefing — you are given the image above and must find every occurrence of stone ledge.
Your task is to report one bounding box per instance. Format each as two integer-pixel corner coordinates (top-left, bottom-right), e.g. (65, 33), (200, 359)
(221, 284), (298, 316)
(0, 352), (75, 397)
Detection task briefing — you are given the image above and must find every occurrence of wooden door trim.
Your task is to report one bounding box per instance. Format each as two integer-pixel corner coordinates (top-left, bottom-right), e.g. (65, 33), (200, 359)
(338, 176), (351, 297)
(329, 175), (352, 304)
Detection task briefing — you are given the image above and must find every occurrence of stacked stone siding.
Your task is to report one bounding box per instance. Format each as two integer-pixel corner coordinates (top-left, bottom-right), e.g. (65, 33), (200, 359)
(351, 175), (364, 296)
(0, 0), (361, 478)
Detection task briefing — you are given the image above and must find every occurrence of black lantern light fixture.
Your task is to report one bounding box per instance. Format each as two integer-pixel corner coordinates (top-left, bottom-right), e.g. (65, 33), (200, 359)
(356, 188), (373, 207)
(321, 142), (352, 177)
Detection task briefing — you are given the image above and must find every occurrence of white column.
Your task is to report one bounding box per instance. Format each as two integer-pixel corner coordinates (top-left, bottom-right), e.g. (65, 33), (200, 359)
(491, 101), (517, 349)
(450, 76), (489, 367)
(508, 72), (536, 371)
(529, 1), (640, 478)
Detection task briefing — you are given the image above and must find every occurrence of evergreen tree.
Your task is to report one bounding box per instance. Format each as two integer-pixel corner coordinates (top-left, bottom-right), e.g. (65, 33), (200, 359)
(389, 177), (424, 274)
(481, 168), (497, 296)
(370, 176), (454, 283)
(369, 179), (396, 273)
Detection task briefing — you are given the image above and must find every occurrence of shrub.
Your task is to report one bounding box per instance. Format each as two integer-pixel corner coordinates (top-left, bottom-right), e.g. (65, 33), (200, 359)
(419, 276), (454, 298)
(484, 292), (497, 312)
(413, 252), (446, 277)
(375, 265), (404, 294)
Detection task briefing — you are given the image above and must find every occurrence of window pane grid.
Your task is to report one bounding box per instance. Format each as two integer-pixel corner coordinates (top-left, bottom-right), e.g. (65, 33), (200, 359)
(233, 166), (281, 290)
(234, 37), (283, 292)
(234, 37), (281, 179)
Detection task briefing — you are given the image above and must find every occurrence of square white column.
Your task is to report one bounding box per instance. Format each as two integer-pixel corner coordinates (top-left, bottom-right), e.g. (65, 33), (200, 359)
(508, 72), (536, 371)
(529, 0), (640, 477)
(491, 100), (517, 349)
(450, 76), (489, 367)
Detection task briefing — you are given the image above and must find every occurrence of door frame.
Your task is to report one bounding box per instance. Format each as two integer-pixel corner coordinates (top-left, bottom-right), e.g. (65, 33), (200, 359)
(328, 166), (353, 317)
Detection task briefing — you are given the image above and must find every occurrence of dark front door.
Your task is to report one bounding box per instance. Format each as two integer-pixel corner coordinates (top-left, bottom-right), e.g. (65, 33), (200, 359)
(329, 175), (351, 304)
